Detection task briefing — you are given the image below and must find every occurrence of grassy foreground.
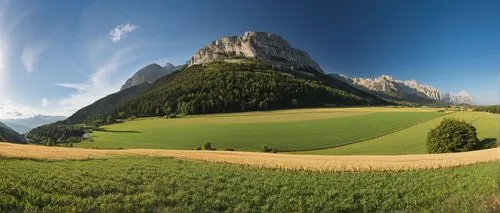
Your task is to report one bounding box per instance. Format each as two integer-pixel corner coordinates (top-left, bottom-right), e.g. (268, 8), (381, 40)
(0, 157), (498, 212)
(300, 111), (498, 155)
(77, 109), (443, 151)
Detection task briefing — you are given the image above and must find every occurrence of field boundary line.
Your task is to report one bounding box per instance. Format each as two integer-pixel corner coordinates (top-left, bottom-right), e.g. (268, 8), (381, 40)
(284, 112), (454, 153)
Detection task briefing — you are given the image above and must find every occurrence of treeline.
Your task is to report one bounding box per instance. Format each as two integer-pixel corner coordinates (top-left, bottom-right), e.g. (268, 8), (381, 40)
(474, 105), (500, 114)
(26, 124), (91, 145)
(113, 61), (370, 118)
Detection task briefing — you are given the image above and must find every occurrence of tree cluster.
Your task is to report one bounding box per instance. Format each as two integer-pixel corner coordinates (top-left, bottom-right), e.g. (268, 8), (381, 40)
(27, 124), (90, 145)
(474, 105), (500, 114)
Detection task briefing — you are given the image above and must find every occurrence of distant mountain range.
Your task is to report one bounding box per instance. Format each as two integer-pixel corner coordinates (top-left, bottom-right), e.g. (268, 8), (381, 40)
(331, 74), (472, 105)
(441, 91), (473, 105)
(1, 115), (66, 134)
(0, 121), (25, 143)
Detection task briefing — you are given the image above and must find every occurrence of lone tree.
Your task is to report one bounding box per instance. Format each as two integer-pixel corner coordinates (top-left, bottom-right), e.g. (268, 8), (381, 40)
(426, 118), (480, 153)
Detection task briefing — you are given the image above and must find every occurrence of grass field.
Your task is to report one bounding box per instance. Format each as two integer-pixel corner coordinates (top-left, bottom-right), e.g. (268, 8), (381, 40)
(76, 107), (444, 151)
(298, 111), (499, 155)
(0, 156), (498, 212)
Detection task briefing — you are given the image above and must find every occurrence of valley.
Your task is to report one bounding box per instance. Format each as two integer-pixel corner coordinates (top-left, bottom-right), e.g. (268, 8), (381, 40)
(0, 8), (497, 211)
(74, 107), (445, 151)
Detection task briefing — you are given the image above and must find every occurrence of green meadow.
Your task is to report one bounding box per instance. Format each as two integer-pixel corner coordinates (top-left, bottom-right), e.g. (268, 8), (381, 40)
(0, 157), (498, 212)
(299, 111), (498, 155)
(76, 108), (444, 151)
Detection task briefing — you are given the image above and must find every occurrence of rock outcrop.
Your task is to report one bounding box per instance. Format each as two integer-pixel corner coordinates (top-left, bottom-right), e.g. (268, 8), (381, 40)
(121, 63), (182, 90)
(441, 91), (473, 105)
(332, 74), (442, 103)
(352, 75), (441, 101)
(188, 31), (324, 74)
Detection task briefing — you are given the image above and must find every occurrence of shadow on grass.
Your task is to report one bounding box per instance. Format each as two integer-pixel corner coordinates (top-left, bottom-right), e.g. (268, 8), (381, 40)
(477, 138), (497, 149)
(93, 128), (141, 134)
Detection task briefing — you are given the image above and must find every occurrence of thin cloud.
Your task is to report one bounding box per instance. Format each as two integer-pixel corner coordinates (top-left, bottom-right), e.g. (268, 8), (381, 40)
(55, 46), (140, 115)
(109, 23), (137, 43)
(41, 98), (51, 107)
(21, 45), (45, 73)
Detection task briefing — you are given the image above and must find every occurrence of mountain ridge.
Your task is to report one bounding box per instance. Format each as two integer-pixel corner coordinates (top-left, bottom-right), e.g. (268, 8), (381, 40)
(121, 63), (183, 90)
(333, 73), (472, 105)
(0, 121), (26, 143)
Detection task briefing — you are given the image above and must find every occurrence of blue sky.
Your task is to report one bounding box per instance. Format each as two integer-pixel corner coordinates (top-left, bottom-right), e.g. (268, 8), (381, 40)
(0, 0), (498, 118)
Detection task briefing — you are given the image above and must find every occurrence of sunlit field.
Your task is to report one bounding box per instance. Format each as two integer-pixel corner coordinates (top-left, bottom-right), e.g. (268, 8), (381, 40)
(75, 107), (445, 151)
(298, 111), (498, 155)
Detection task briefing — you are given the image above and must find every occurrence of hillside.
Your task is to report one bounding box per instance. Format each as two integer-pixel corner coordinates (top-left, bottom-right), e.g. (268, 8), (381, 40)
(0, 121), (26, 143)
(63, 83), (152, 125)
(114, 60), (383, 118)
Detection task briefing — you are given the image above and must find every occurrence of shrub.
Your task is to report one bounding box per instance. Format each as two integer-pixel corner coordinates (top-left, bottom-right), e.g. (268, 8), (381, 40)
(224, 148), (235, 151)
(426, 118), (480, 153)
(261, 144), (277, 153)
(202, 142), (216, 150)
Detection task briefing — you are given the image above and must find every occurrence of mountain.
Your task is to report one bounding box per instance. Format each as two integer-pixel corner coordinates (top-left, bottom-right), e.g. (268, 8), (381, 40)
(120, 63), (183, 90)
(114, 32), (384, 117)
(0, 121), (26, 143)
(116, 60), (382, 117)
(62, 83), (152, 125)
(441, 91), (473, 105)
(1, 115), (66, 133)
(1, 122), (31, 134)
(332, 74), (441, 104)
(38, 31), (383, 127)
(188, 31), (324, 75)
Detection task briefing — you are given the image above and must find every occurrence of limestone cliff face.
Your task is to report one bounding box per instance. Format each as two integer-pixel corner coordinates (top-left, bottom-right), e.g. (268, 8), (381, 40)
(188, 31), (324, 74)
(351, 75), (441, 101)
(441, 91), (473, 105)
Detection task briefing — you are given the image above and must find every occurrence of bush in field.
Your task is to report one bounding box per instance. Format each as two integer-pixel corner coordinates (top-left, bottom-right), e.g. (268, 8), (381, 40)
(202, 142), (216, 150)
(261, 144), (277, 153)
(427, 118), (480, 153)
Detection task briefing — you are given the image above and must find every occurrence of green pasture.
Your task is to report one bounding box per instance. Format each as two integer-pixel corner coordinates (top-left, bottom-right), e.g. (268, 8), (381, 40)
(298, 111), (498, 155)
(76, 110), (444, 151)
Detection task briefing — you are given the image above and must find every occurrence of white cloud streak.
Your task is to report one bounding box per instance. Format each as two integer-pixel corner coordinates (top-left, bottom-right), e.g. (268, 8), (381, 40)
(55, 46), (139, 115)
(21, 45), (45, 73)
(41, 98), (51, 107)
(109, 23), (137, 43)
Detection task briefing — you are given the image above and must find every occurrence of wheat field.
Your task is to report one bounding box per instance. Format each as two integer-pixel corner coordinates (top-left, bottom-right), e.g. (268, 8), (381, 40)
(1, 142), (498, 172)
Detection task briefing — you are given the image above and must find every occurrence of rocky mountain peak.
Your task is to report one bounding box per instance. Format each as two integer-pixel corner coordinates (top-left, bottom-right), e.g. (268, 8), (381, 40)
(441, 91), (473, 105)
(348, 74), (441, 102)
(188, 31), (324, 74)
(121, 63), (182, 91)
(164, 62), (175, 69)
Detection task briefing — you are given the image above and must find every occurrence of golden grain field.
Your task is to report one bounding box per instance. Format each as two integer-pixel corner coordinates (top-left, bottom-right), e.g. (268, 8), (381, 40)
(1, 142), (498, 172)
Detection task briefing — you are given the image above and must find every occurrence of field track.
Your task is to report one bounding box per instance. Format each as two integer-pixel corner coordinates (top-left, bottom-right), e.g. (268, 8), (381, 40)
(1, 142), (498, 171)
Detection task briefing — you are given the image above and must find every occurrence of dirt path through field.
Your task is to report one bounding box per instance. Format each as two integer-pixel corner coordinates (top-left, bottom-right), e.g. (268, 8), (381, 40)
(0, 142), (498, 171)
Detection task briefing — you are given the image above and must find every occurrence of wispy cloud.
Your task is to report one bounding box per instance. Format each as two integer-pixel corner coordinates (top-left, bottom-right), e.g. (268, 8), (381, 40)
(0, 99), (57, 119)
(21, 45), (45, 73)
(55, 46), (140, 115)
(109, 23), (137, 43)
(41, 98), (51, 107)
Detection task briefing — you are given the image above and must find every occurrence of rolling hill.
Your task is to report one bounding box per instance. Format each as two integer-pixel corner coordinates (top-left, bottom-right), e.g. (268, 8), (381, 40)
(62, 83), (152, 125)
(0, 121), (26, 143)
